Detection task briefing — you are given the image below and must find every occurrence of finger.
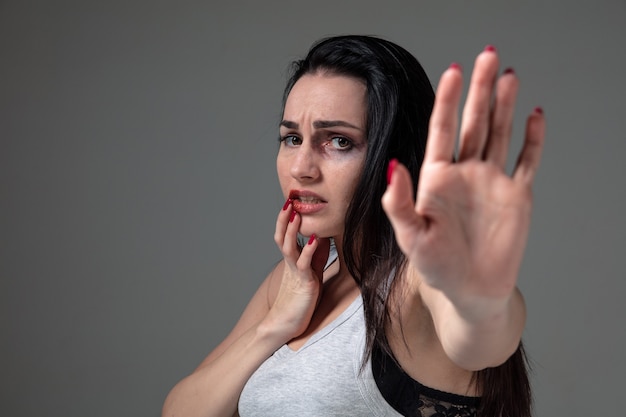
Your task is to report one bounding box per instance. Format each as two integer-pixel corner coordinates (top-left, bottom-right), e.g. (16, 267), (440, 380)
(513, 107), (546, 184)
(458, 46), (500, 161)
(282, 210), (302, 262)
(483, 68), (519, 168)
(274, 198), (292, 248)
(293, 235), (329, 287)
(274, 200), (302, 265)
(295, 234), (318, 272)
(300, 236), (331, 279)
(423, 64), (463, 165)
(382, 160), (424, 255)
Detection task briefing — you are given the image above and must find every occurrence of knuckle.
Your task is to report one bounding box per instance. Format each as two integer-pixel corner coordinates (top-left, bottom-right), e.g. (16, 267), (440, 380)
(295, 258), (311, 273)
(295, 260), (307, 273)
(283, 246), (297, 259)
(489, 123), (510, 141)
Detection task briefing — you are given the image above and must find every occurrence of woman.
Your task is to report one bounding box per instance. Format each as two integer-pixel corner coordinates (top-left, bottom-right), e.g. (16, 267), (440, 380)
(162, 35), (545, 417)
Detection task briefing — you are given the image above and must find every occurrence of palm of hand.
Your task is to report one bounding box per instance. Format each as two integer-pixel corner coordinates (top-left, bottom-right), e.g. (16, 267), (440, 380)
(271, 204), (331, 341)
(383, 49), (545, 304)
(408, 160), (531, 299)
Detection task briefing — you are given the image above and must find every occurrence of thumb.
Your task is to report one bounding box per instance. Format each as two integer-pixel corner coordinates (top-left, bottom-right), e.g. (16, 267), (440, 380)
(311, 237), (331, 278)
(382, 159), (424, 253)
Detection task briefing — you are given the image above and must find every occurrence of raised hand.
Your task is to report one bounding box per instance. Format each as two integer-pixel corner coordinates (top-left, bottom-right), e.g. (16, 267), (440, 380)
(265, 200), (330, 342)
(382, 46), (545, 306)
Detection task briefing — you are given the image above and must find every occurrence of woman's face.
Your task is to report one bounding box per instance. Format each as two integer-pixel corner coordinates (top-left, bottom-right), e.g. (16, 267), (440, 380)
(277, 72), (368, 239)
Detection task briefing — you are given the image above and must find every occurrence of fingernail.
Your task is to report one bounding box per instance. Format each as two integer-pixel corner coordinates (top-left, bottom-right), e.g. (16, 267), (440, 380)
(484, 44), (497, 52)
(307, 234), (316, 245)
(504, 67), (515, 75)
(282, 198), (292, 211)
(534, 106), (544, 115)
(449, 62), (462, 71)
(386, 158), (398, 185)
(289, 210), (297, 223)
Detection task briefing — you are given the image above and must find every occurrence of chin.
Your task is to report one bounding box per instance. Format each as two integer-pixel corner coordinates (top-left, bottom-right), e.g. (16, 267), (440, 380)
(299, 223), (340, 241)
(297, 227), (317, 239)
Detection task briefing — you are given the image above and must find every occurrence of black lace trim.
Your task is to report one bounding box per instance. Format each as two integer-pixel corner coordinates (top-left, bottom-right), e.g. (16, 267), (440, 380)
(372, 344), (480, 417)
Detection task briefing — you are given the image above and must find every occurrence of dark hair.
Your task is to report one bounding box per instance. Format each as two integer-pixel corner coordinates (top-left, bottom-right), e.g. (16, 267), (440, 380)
(282, 35), (531, 417)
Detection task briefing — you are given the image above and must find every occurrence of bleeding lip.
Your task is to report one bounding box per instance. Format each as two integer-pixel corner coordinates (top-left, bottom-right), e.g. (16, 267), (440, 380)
(289, 190), (327, 214)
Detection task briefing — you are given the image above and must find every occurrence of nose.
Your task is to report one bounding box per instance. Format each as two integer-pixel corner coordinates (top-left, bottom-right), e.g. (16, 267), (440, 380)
(290, 144), (320, 182)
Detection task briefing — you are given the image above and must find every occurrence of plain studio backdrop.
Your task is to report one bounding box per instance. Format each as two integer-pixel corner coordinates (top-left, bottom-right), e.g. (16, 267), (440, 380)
(1, 1), (625, 416)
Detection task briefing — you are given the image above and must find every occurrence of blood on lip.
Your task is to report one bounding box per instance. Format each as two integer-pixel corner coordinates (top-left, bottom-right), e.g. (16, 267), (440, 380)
(295, 196), (322, 203)
(289, 190), (326, 203)
(291, 197), (326, 214)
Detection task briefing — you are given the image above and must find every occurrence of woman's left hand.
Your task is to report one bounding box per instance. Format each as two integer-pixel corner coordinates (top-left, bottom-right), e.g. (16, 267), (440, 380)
(382, 47), (545, 309)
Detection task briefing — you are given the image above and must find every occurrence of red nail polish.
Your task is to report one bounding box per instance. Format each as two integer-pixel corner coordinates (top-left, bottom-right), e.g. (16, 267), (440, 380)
(504, 67), (515, 75)
(484, 44), (497, 52)
(534, 106), (544, 115)
(282, 198), (292, 211)
(387, 158), (398, 185)
(449, 62), (462, 71)
(307, 234), (316, 245)
(289, 210), (297, 223)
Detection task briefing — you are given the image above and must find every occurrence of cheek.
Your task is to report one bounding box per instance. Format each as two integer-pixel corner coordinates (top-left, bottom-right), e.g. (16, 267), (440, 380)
(276, 157), (291, 197)
(337, 164), (364, 201)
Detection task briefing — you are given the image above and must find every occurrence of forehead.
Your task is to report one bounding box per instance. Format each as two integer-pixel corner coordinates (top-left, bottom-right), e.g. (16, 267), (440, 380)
(283, 73), (367, 125)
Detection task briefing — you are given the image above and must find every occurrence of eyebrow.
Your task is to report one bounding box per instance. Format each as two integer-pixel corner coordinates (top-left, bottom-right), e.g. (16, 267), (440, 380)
(280, 120), (363, 131)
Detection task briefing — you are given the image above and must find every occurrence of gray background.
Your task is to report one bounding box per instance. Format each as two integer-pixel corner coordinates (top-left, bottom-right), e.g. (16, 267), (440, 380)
(1, 1), (625, 416)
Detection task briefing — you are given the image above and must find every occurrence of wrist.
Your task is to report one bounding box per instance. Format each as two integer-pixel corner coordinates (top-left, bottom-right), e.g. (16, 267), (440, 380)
(256, 311), (299, 348)
(449, 288), (526, 331)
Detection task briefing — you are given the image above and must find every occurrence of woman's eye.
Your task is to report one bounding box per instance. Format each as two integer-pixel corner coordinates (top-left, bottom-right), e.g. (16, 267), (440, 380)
(282, 135), (302, 147)
(330, 136), (352, 150)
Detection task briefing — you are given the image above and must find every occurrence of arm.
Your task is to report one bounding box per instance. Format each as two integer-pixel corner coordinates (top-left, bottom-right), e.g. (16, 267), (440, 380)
(162, 201), (330, 417)
(161, 266), (284, 417)
(382, 47), (545, 370)
(419, 278), (527, 370)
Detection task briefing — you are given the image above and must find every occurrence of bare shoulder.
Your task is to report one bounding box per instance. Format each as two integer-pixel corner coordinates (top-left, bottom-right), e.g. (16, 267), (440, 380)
(195, 260), (286, 370)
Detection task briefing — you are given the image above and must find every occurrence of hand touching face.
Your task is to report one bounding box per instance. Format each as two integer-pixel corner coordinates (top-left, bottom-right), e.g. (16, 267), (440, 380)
(277, 73), (368, 240)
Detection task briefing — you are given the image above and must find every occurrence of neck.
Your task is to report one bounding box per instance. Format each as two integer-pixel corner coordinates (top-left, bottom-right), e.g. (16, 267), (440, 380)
(326, 234), (355, 285)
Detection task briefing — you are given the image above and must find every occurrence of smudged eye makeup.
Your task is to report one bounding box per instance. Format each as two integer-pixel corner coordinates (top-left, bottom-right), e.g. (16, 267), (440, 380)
(279, 134), (356, 152)
(329, 136), (353, 150)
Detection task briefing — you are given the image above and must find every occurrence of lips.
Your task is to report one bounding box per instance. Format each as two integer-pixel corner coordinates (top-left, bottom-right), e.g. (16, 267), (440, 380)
(289, 190), (327, 214)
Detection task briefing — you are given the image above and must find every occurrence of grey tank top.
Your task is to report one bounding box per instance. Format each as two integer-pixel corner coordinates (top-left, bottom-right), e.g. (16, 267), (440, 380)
(238, 295), (403, 416)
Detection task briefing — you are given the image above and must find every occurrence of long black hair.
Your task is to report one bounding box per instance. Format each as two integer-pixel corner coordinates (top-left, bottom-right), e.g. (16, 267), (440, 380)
(282, 35), (531, 417)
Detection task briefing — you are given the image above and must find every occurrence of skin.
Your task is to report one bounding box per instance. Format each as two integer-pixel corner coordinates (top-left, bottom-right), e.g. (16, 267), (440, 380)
(161, 47), (545, 417)
(277, 72), (368, 240)
(274, 72), (367, 349)
(383, 50), (544, 383)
